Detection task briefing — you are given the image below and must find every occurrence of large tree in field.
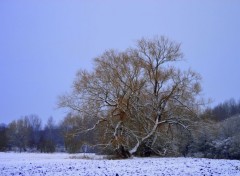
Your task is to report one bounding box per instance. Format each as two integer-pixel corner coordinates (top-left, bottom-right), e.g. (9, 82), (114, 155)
(59, 36), (203, 158)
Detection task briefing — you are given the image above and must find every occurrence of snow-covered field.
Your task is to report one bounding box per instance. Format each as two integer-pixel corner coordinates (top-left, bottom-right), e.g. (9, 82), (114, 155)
(0, 152), (240, 176)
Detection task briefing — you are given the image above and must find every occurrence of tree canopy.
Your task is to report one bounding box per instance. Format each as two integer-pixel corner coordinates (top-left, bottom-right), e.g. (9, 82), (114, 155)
(59, 36), (203, 158)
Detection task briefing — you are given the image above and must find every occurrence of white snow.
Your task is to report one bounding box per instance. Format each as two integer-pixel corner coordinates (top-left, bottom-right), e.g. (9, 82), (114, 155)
(0, 152), (240, 176)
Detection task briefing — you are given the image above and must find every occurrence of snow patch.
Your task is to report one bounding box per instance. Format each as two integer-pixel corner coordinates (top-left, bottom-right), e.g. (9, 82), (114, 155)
(0, 152), (240, 176)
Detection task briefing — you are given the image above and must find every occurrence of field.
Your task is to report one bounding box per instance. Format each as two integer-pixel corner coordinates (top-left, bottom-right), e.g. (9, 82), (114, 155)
(0, 152), (240, 176)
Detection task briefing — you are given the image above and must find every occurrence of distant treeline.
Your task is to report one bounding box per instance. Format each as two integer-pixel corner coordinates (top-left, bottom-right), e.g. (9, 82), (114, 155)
(1, 98), (240, 159)
(0, 115), (96, 154)
(0, 116), (63, 153)
(202, 98), (240, 121)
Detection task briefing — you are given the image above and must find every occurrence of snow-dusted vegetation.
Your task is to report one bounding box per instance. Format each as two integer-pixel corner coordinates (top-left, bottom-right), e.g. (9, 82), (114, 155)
(0, 152), (240, 176)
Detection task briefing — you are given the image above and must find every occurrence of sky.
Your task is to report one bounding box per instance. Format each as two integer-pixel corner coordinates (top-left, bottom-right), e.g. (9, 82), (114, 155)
(0, 0), (240, 125)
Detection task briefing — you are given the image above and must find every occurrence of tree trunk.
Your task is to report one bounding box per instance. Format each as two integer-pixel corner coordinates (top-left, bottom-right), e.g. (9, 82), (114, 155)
(115, 145), (131, 158)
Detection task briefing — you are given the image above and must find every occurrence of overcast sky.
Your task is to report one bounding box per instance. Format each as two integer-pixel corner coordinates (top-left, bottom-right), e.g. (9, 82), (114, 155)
(1, 0), (240, 125)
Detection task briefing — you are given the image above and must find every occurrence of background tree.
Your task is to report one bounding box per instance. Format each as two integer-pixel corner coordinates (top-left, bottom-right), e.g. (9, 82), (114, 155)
(39, 117), (57, 153)
(60, 113), (84, 153)
(60, 112), (100, 153)
(187, 98), (240, 159)
(59, 36), (203, 158)
(7, 118), (30, 152)
(0, 124), (8, 151)
(25, 114), (42, 149)
(205, 98), (240, 121)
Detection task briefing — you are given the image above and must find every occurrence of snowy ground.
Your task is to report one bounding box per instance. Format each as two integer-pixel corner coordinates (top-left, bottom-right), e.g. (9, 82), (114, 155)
(0, 152), (240, 176)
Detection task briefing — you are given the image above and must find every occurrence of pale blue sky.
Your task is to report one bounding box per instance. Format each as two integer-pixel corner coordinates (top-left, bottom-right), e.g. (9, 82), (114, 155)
(1, 0), (240, 125)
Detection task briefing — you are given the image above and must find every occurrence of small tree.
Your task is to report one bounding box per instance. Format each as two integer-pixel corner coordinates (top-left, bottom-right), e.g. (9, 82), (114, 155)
(59, 36), (203, 158)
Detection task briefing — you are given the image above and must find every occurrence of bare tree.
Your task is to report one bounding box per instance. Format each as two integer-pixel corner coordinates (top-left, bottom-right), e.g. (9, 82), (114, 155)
(0, 124), (8, 151)
(27, 114), (42, 149)
(60, 113), (84, 153)
(7, 118), (30, 152)
(41, 117), (56, 152)
(6, 115), (42, 152)
(59, 36), (203, 158)
(60, 113), (98, 153)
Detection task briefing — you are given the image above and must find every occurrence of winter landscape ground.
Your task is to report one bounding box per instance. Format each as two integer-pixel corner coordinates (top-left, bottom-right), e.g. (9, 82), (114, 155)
(1, 153), (240, 176)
